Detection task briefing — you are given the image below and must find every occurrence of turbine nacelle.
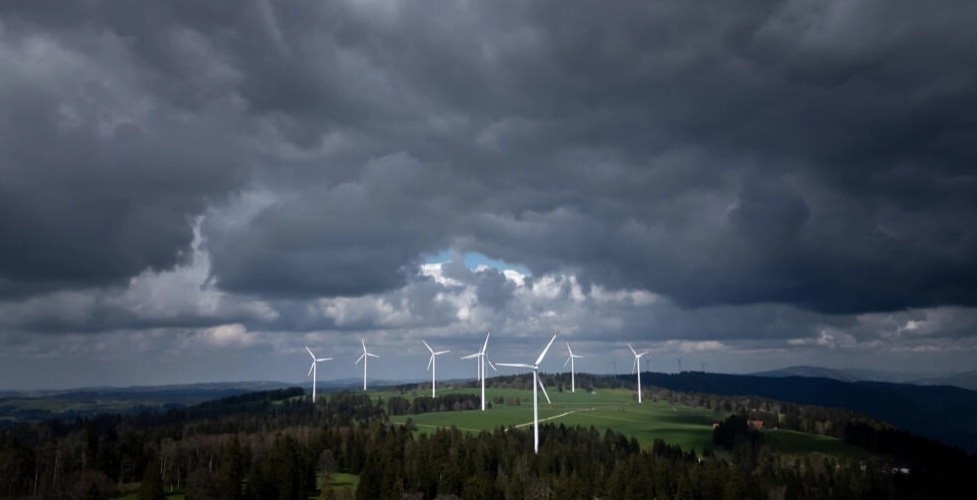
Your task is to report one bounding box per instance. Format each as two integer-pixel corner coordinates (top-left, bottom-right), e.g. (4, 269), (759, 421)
(563, 341), (583, 367)
(422, 339), (450, 371)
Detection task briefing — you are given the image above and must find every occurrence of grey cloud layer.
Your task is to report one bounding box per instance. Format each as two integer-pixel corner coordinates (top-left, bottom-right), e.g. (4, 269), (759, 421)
(2, 0), (976, 317)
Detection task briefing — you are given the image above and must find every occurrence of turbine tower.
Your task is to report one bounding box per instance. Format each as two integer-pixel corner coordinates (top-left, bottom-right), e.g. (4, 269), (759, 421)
(628, 343), (649, 404)
(354, 339), (379, 391)
(563, 342), (584, 393)
(305, 346), (332, 403)
(497, 332), (558, 454)
(461, 332), (496, 411)
(422, 340), (450, 398)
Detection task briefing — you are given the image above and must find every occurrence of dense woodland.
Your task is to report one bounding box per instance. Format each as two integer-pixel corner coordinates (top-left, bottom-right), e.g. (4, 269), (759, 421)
(0, 380), (974, 499)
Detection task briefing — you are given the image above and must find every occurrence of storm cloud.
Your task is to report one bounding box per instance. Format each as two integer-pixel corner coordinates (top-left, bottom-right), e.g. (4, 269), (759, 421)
(1, 0), (976, 387)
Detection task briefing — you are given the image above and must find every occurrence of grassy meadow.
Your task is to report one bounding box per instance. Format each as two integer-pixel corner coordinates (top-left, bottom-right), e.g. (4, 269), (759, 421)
(383, 386), (723, 453)
(378, 386), (867, 457)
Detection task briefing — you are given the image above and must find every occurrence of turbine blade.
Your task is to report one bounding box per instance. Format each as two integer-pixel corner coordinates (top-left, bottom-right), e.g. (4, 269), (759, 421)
(461, 353), (479, 359)
(535, 333), (558, 366)
(631, 358), (637, 374)
(305, 346), (315, 358)
(427, 355), (433, 372)
(639, 351), (649, 357)
(496, 362), (533, 369)
(355, 354), (365, 365)
(307, 362), (315, 378)
(367, 353), (380, 358)
(361, 339), (367, 352)
(481, 332), (491, 354)
(487, 359), (498, 372)
(422, 340), (433, 354)
(628, 343), (637, 356)
(566, 341), (573, 356)
(538, 376), (551, 404)
(435, 350), (450, 355)
(316, 357), (332, 362)
(563, 357), (571, 368)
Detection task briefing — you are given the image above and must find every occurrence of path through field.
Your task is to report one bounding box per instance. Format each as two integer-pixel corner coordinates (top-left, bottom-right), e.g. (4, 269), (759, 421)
(513, 406), (604, 428)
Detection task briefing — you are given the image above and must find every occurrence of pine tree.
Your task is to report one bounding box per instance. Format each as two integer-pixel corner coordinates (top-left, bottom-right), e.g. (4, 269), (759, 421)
(217, 436), (244, 500)
(138, 459), (165, 500)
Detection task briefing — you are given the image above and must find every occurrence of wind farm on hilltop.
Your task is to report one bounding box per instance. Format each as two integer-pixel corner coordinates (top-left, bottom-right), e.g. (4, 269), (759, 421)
(0, 330), (973, 499)
(286, 332), (977, 459)
(5, 1), (977, 497)
(5, 336), (977, 498)
(293, 332), (727, 456)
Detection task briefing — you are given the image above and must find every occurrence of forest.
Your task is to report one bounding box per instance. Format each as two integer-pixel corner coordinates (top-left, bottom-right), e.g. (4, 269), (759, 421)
(0, 381), (974, 499)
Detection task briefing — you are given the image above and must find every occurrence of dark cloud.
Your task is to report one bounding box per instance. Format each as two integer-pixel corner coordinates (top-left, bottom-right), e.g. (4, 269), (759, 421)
(0, 9), (250, 296)
(2, 0), (976, 319)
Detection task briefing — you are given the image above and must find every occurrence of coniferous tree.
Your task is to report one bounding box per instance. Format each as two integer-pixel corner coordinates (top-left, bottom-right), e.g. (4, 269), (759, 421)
(217, 436), (244, 500)
(355, 453), (382, 500)
(138, 459), (165, 500)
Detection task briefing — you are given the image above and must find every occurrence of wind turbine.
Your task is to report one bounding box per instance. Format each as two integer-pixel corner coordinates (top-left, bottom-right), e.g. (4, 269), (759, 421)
(461, 332), (497, 411)
(563, 342), (584, 393)
(497, 333), (558, 454)
(354, 339), (379, 391)
(422, 340), (450, 398)
(305, 346), (332, 403)
(628, 343), (649, 404)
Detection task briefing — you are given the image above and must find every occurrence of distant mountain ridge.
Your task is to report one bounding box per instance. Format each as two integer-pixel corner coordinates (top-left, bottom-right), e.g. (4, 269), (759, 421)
(0, 378), (425, 423)
(752, 365), (977, 391)
(0, 381), (297, 423)
(642, 371), (977, 454)
(910, 371), (977, 391)
(1, 380), (293, 398)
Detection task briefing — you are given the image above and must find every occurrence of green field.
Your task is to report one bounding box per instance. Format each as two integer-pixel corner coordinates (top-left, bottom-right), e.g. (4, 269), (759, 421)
(384, 387), (723, 453)
(763, 429), (872, 458)
(381, 387), (865, 457)
(321, 472), (360, 494)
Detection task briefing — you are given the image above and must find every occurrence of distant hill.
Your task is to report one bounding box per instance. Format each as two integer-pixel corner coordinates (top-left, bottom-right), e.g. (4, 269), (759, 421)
(752, 365), (862, 382)
(752, 365), (976, 389)
(641, 371), (977, 454)
(909, 371), (977, 391)
(0, 380), (294, 423)
(0, 378), (426, 423)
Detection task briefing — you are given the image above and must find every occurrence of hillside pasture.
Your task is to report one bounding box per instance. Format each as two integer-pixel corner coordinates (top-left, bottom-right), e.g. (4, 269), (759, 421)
(379, 386), (868, 457)
(383, 387), (723, 453)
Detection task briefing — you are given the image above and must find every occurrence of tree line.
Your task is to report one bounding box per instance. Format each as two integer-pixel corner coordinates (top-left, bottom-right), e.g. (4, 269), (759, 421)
(1, 384), (974, 499)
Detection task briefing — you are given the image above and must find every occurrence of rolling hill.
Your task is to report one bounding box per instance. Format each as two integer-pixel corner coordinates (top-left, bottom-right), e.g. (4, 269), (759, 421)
(642, 371), (977, 454)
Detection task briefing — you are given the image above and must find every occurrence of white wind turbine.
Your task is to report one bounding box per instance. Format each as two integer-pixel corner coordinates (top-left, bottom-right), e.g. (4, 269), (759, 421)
(497, 333), (558, 454)
(305, 346), (332, 404)
(354, 339), (379, 391)
(461, 332), (497, 411)
(563, 342), (584, 393)
(422, 340), (450, 398)
(628, 343), (649, 404)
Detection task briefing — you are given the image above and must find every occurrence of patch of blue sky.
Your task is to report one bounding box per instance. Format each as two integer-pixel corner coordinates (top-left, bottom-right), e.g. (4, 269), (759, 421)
(422, 249), (531, 275)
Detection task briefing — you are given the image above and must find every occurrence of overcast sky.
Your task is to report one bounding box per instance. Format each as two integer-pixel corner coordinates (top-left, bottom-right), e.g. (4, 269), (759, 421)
(2, 0), (976, 390)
